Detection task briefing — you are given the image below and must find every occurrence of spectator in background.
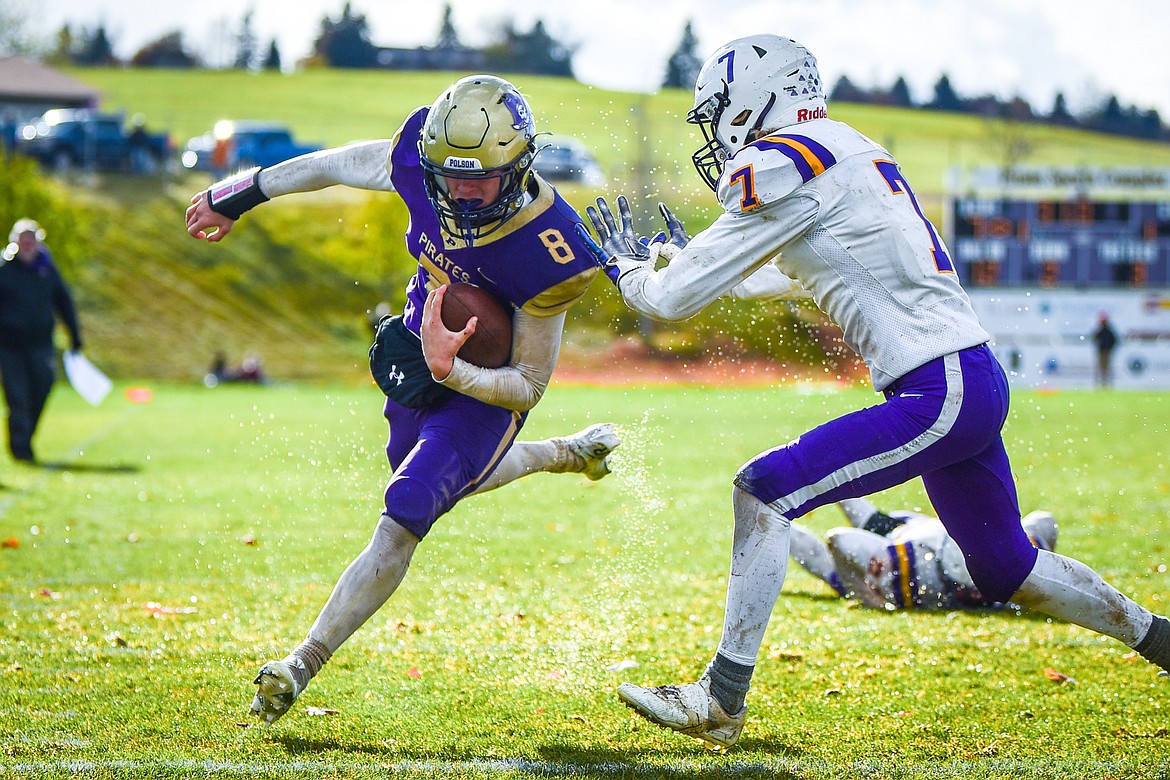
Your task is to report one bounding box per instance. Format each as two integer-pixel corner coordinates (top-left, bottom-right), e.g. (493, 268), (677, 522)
(127, 115), (154, 174)
(0, 220), (83, 463)
(1, 111), (18, 152)
(204, 352), (267, 386)
(1092, 312), (1119, 388)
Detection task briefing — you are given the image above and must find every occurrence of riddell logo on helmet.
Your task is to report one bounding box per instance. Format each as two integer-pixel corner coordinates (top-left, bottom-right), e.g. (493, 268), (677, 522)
(797, 106), (827, 122)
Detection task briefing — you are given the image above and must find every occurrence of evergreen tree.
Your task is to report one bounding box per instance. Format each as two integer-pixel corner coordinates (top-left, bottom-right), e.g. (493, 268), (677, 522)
(662, 20), (702, 90)
(131, 31), (199, 68)
(48, 24), (76, 65)
(262, 40), (282, 71)
(1048, 92), (1075, 126)
(436, 3), (460, 49)
(927, 74), (963, 112)
(313, 2), (378, 68)
(1139, 108), (1164, 140)
(75, 24), (118, 66)
(485, 19), (573, 77)
(888, 76), (913, 107)
(233, 10), (259, 70)
(829, 75), (871, 104)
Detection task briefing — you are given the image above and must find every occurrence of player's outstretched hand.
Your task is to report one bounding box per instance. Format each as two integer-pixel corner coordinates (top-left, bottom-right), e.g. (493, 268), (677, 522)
(578, 195), (651, 285)
(185, 191), (236, 242)
(421, 284), (474, 381)
(656, 202), (690, 258)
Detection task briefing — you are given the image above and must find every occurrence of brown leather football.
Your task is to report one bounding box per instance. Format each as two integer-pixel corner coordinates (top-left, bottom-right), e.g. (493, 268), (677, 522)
(440, 283), (513, 368)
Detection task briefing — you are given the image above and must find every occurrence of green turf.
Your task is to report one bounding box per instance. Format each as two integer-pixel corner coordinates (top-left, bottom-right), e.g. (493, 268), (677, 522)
(1, 379), (1168, 778)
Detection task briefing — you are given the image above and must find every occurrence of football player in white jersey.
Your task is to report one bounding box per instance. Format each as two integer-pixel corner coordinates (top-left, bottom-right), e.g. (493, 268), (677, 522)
(580, 34), (1170, 750)
(790, 498), (1058, 610)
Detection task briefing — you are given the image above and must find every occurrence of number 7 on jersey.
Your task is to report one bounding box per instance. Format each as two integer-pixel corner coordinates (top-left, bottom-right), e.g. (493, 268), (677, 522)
(874, 160), (954, 273)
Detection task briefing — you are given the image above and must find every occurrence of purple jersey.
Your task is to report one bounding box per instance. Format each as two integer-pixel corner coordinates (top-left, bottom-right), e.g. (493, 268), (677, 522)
(389, 107), (599, 333)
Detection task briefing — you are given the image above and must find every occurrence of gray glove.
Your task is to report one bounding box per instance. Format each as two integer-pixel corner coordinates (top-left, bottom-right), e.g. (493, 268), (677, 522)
(579, 195), (651, 286)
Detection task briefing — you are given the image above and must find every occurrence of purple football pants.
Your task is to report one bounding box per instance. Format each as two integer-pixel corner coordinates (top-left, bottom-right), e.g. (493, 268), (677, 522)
(382, 393), (525, 540)
(735, 344), (1037, 602)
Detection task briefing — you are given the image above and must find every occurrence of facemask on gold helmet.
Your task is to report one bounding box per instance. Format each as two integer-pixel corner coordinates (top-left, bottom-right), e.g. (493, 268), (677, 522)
(419, 75), (537, 244)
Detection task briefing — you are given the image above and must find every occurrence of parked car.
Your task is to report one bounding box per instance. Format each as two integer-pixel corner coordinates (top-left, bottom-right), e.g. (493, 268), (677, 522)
(532, 138), (606, 186)
(15, 108), (173, 173)
(181, 121), (322, 173)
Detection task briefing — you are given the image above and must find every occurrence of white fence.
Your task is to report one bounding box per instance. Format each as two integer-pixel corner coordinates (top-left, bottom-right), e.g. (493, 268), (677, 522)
(967, 288), (1170, 389)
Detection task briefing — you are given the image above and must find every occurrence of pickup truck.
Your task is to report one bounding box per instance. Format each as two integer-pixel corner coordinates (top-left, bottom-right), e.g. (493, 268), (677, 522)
(15, 109), (173, 173)
(180, 121), (322, 173)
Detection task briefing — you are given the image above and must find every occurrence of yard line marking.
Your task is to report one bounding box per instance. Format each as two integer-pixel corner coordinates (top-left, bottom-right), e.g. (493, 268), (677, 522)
(0, 758), (1149, 776)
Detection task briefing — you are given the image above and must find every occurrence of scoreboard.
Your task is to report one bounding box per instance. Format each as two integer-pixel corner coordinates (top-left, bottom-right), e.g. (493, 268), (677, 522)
(945, 166), (1170, 288)
(948, 197), (1170, 288)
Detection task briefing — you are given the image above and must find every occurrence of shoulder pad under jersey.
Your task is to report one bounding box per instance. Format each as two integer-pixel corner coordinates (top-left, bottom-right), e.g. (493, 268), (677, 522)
(520, 265), (599, 318)
(385, 106), (429, 181)
(718, 130), (840, 215)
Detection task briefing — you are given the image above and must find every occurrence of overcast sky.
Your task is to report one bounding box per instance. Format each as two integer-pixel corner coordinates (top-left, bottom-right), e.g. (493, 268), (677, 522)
(26, 0), (1170, 118)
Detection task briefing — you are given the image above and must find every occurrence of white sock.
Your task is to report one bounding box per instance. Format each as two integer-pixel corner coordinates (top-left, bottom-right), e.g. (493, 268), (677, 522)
(1012, 548), (1153, 646)
(306, 514), (419, 651)
(837, 497), (878, 528)
(469, 440), (559, 495)
(716, 487), (791, 666)
(789, 522), (842, 593)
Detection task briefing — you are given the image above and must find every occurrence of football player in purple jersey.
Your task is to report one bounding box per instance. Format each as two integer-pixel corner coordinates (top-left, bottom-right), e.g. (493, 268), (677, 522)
(186, 75), (617, 725)
(790, 498), (1058, 610)
(581, 34), (1170, 749)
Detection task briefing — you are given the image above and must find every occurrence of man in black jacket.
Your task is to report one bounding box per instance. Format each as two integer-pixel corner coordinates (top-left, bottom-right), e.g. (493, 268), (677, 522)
(0, 219), (82, 462)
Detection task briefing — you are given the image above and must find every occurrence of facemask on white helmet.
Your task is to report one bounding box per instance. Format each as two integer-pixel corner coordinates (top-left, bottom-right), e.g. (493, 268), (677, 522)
(688, 34), (827, 191)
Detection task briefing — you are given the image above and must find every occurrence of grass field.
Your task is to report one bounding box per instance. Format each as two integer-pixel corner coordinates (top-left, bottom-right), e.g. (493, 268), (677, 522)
(1, 378), (1168, 778)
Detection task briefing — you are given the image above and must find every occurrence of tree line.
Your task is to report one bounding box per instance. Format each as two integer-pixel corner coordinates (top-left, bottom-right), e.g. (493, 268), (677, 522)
(16, 3), (1167, 144)
(659, 21), (1167, 143)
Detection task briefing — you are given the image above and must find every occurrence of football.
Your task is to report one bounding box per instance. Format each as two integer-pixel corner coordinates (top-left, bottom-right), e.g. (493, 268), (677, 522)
(440, 283), (514, 368)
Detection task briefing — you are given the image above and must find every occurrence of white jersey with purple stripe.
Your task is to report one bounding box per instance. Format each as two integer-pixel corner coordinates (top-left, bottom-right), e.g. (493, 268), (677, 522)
(723, 120), (989, 389)
(620, 117), (991, 390)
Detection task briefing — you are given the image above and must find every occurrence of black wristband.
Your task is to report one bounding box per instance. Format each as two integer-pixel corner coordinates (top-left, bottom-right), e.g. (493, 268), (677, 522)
(207, 167), (269, 220)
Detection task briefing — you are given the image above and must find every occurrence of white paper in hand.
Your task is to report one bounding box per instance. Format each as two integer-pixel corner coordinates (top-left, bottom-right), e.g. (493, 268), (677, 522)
(63, 351), (112, 406)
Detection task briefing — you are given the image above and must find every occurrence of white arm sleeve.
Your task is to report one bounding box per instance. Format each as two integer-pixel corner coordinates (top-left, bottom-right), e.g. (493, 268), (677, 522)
(617, 192), (820, 321)
(258, 140), (395, 197)
(437, 309), (563, 412)
(726, 262), (812, 301)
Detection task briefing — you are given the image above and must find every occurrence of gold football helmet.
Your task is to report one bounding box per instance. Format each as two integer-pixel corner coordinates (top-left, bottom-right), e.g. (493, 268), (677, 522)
(419, 75), (538, 244)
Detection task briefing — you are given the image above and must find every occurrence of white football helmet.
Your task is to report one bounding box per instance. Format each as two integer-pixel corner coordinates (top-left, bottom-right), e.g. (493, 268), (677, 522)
(688, 34), (827, 190)
(1021, 510), (1058, 552)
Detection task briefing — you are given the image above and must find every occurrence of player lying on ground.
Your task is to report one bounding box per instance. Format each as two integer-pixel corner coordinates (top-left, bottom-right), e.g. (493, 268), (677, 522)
(791, 498), (1057, 610)
(580, 34), (1170, 750)
(186, 75), (617, 726)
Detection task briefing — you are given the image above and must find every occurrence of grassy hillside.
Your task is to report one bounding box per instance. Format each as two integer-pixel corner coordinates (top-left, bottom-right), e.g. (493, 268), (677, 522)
(75, 67), (1170, 211)
(5, 68), (1168, 382)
